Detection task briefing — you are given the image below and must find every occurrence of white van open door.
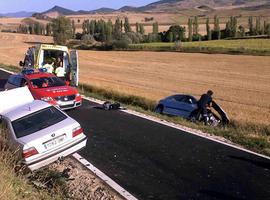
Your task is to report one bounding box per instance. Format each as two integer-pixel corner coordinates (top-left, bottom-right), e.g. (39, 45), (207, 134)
(70, 50), (79, 87)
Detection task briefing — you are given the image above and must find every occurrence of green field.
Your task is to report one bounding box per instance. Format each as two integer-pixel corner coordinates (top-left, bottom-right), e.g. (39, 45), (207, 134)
(129, 39), (270, 55)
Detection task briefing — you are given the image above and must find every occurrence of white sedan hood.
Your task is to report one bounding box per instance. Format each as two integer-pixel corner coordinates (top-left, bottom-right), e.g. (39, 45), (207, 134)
(0, 87), (34, 115)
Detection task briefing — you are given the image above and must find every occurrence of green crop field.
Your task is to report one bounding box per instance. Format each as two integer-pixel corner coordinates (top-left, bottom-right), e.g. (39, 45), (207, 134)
(129, 39), (270, 55)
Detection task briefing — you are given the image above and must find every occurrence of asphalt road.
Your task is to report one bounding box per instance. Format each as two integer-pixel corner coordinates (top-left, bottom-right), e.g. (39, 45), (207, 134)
(1, 69), (270, 200)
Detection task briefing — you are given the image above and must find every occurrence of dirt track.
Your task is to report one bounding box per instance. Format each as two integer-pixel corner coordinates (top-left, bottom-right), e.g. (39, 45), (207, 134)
(0, 32), (269, 125)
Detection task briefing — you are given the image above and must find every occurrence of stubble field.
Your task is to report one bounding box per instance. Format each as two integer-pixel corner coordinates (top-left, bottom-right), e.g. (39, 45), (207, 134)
(0, 32), (269, 125)
(78, 50), (270, 126)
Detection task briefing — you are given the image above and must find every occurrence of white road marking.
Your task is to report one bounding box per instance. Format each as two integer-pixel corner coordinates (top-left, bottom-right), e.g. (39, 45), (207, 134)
(73, 153), (138, 200)
(0, 68), (15, 74)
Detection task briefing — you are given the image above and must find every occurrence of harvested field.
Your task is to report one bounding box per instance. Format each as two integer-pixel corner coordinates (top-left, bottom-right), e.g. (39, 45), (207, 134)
(0, 32), (269, 125)
(0, 32), (53, 66)
(78, 51), (270, 126)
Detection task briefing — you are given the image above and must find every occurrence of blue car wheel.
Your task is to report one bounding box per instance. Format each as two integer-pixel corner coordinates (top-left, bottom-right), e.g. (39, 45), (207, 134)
(155, 105), (164, 114)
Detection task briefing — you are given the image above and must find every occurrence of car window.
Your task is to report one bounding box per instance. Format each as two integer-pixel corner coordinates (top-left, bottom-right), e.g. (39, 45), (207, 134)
(30, 77), (65, 89)
(20, 78), (28, 87)
(9, 76), (22, 87)
(173, 95), (184, 102)
(182, 96), (197, 104)
(7, 75), (16, 85)
(12, 106), (67, 138)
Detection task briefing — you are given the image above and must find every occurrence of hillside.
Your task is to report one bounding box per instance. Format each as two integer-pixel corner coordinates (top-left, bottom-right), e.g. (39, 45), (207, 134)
(35, 0), (270, 17)
(137, 0), (269, 12)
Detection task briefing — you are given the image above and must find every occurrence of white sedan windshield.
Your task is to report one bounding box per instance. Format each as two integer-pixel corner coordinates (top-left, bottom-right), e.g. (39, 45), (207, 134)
(12, 106), (67, 138)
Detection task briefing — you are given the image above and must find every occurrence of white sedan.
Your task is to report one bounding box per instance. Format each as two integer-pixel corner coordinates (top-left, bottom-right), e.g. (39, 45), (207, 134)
(0, 87), (87, 171)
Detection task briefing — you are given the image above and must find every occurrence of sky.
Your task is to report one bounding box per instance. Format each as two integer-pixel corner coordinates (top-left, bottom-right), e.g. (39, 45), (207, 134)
(0, 0), (157, 13)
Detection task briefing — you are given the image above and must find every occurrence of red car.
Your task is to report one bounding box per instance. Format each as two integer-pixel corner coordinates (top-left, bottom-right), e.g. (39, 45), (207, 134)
(4, 71), (82, 110)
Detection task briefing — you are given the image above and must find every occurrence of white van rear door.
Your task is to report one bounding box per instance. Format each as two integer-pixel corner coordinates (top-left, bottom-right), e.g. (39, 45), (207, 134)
(70, 50), (79, 87)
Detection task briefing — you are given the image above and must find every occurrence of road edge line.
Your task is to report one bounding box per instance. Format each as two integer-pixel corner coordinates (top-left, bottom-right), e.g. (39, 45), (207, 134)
(0, 68), (14, 74)
(82, 95), (270, 160)
(73, 153), (138, 200)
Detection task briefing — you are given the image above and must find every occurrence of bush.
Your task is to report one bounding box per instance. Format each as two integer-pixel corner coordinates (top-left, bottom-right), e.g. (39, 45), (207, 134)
(125, 32), (144, 44)
(146, 33), (161, 43)
(192, 34), (202, 41)
(121, 35), (132, 44)
(81, 34), (96, 44)
(112, 39), (129, 49)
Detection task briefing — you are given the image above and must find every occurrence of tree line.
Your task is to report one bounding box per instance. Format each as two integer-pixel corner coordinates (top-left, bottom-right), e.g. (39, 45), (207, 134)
(16, 15), (270, 45)
(186, 15), (270, 42)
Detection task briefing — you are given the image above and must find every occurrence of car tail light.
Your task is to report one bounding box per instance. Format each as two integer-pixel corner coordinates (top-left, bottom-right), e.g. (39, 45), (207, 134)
(72, 126), (83, 137)
(23, 147), (39, 158)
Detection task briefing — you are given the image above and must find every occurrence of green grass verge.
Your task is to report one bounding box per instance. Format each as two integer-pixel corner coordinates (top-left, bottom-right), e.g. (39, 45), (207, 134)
(1, 64), (269, 156)
(129, 39), (270, 55)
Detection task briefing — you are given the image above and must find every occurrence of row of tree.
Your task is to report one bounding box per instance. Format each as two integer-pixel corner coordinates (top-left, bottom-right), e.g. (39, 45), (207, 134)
(16, 16), (270, 45)
(187, 15), (270, 42)
(17, 17), (76, 38)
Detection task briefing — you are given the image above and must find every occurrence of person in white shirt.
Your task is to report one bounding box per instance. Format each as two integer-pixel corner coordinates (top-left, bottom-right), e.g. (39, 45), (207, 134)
(55, 60), (66, 82)
(43, 60), (54, 74)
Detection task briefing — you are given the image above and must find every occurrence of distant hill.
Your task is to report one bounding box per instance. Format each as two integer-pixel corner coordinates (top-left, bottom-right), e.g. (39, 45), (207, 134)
(90, 7), (116, 13)
(31, 0), (270, 19)
(118, 6), (138, 12)
(41, 5), (76, 17)
(137, 0), (270, 12)
(0, 11), (34, 18)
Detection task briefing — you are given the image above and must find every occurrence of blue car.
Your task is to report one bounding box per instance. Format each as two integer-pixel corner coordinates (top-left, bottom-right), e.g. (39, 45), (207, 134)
(155, 94), (198, 119)
(155, 94), (230, 125)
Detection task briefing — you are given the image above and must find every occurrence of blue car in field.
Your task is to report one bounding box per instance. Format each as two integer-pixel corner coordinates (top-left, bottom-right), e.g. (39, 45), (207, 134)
(155, 94), (198, 119)
(155, 94), (230, 125)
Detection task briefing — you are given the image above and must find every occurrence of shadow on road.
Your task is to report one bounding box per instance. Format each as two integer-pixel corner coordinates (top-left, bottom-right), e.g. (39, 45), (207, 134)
(199, 190), (245, 200)
(229, 155), (270, 170)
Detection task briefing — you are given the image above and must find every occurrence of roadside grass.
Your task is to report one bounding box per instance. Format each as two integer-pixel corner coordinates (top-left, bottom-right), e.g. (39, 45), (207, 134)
(129, 39), (270, 55)
(0, 128), (65, 200)
(1, 64), (269, 156)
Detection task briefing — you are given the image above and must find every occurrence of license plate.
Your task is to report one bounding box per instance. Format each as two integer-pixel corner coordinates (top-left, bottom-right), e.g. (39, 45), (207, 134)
(44, 135), (66, 150)
(58, 101), (74, 106)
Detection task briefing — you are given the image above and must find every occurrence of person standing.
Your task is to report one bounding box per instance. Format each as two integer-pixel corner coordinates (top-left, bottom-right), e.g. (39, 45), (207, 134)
(55, 58), (66, 81)
(197, 90), (214, 125)
(55, 65), (66, 82)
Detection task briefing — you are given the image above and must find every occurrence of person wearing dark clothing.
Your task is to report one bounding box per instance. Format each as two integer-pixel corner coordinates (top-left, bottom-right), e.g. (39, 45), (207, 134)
(197, 90), (214, 125)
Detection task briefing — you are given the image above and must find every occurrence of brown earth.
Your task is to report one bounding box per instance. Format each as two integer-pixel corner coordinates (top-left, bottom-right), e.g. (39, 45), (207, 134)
(0, 32), (269, 125)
